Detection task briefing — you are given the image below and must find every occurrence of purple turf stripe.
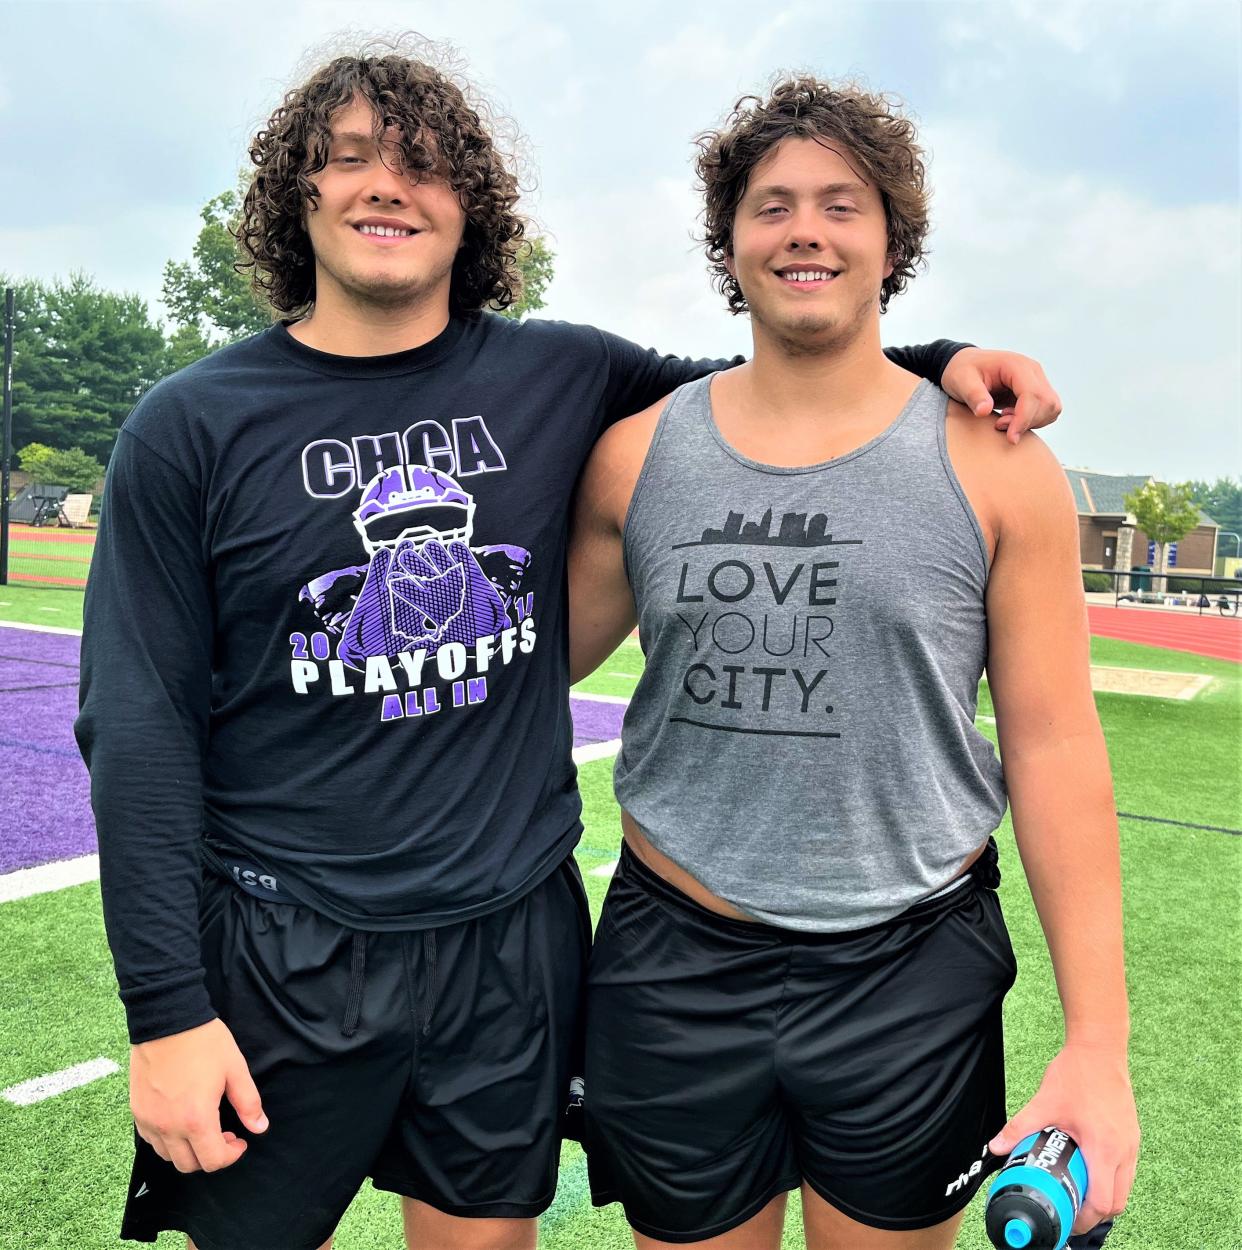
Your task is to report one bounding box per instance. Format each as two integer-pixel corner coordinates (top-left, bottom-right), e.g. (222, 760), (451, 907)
(0, 627), (630, 878)
(569, 697), (626, 747)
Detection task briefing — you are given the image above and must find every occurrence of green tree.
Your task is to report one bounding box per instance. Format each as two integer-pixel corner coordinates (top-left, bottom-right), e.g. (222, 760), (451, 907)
(163, 321), (216, 375)
(162, 188), (272, 354)
(17, 442), (104, 492)
(3, 274), (168, 461)
(1124, 480), (1202, 591)
(1186, 477), (1242, 552)
(498, 237), (555, 320)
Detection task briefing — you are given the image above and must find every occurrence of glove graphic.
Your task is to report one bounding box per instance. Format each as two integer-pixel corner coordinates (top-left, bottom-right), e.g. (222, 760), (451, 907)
(338, 539), (510, 668)
(390, 539), (510, 646)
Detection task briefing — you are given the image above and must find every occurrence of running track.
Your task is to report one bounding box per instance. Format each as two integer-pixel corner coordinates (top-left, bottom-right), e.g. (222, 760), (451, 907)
(1086, 605), (1242, 662)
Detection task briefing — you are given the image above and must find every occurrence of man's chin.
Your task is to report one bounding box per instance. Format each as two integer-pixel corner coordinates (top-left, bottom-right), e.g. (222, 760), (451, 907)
(759, 310), (848, 354)
(345, 274), (440, 308)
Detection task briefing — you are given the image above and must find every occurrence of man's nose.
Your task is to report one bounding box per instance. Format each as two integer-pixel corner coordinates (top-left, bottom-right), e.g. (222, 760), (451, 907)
(785, 207), (826, 251)
(362, 161), (411, 205)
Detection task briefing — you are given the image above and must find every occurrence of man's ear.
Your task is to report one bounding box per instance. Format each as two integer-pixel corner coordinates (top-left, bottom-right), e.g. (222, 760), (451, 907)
(723, 241), (736, 280)
(883, 251), (895, 281)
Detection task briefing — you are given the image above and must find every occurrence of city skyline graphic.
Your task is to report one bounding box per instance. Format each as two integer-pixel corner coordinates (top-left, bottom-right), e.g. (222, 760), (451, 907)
(672, 508), (863, 550)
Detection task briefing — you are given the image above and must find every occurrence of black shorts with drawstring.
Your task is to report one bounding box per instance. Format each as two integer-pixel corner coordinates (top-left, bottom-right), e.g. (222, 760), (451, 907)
(120, 846), (591, 1250)
(584, 839), (1017, 1243)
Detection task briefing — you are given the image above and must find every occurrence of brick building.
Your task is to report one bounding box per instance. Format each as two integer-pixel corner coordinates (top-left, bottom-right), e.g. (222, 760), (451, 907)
(1066, 469), (1218, 574)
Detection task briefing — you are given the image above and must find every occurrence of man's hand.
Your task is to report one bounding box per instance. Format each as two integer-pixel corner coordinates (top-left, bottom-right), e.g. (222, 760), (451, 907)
(130, 1018), (268, 1174)
(989, 1043), (1139, 1235)
(941, 347), (1063, 443)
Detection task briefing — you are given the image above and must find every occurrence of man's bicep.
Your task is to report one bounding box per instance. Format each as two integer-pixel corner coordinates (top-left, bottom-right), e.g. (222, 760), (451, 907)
(985, 451), (1096, 747)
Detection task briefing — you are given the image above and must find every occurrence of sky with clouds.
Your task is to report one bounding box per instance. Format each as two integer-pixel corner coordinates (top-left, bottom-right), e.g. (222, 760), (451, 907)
(1, 0), (1238, 481)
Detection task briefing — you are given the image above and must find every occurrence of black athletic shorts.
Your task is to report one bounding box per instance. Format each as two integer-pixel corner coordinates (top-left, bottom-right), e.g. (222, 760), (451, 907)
(121, 850), (591, 1250)
(584, 840), (1017, 1243)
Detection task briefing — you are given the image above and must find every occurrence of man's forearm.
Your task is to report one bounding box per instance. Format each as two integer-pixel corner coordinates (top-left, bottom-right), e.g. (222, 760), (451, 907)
(1005, 728), (1130, 1049)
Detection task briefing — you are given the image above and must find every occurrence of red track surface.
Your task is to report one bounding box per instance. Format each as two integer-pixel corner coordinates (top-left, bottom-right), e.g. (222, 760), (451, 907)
(8, 524), (96, 545)
(1087, 605), (1242, 662)
(9, 572), (86, 588)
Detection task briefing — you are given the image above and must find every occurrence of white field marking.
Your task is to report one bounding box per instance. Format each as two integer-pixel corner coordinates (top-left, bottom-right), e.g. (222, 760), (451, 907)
(590, 860), (619, 878)
(38, 607), (63, 613)
(0, 854), (99, 904)
(0, 619), (82, 636)
(571, 691), (630, 706)
(572, 739), (622, 765)
(611, 671), (642, 678)
(3, 1057), (119, 1106)
(977, 714), (997, 724)
(1, 745), (620, 902)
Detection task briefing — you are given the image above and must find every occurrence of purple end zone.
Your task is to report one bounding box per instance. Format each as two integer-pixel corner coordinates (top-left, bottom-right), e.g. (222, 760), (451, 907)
(0, 625), (630, 878)
(0, 628), (93, 875)
(569, 696), (626, 747)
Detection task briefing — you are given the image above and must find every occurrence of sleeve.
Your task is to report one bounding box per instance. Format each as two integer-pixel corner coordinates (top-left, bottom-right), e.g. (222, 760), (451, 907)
(598, 330), (741, 424)
(599, 329), (972, 423)
(73, 426), (217, 1044)
(884, 339), (973, 387)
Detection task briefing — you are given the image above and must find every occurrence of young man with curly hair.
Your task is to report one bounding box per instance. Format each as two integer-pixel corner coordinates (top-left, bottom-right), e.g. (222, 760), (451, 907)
(570, 78), (1138, 1250)
(77, 47), (1064, 1250)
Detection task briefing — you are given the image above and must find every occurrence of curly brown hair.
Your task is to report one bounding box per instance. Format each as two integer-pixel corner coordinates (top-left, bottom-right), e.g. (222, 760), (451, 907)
(238, 39), (527, 316)
(694, 76), (930, 315)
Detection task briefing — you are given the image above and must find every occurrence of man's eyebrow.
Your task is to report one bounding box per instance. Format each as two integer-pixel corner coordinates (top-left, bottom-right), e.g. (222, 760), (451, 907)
(748, 180), (870, 198)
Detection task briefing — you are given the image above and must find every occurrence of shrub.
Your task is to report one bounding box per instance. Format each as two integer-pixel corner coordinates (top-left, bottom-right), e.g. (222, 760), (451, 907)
(16, 443), (104, 494)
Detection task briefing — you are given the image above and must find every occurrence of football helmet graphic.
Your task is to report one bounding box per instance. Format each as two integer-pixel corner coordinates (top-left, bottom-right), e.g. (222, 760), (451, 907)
(353, 465), (476, 556)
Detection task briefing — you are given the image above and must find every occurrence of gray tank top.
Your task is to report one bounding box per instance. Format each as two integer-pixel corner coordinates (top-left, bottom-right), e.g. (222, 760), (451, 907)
(614, 374), (1007, 931)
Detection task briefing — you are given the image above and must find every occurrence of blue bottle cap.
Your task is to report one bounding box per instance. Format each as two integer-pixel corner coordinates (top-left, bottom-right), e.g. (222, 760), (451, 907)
(1005, 1217), (1035, 1248)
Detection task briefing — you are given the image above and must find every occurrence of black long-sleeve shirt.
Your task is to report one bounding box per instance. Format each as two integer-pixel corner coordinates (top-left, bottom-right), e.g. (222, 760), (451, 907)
(75, 313), (967, 1043)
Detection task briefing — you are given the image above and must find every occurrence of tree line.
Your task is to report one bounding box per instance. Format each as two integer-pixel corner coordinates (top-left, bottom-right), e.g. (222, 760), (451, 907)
(3, 189), (554, 487)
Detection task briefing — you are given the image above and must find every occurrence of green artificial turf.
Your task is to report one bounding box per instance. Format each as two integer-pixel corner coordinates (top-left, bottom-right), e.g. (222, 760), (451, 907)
(0, 583), (85, 629)
(1, 623), (1238, 1247)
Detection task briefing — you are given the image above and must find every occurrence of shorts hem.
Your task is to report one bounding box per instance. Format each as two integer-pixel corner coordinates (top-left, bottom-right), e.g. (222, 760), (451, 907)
(801, 1171), (987, 1232)
(122, 1214), (335, 1250)
(370, 1174), (556, 1220)
(590, 1174), (801, 1243)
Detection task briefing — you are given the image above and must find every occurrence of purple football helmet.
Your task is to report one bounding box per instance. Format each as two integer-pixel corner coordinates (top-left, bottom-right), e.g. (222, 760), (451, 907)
(352, 465), (476, 555)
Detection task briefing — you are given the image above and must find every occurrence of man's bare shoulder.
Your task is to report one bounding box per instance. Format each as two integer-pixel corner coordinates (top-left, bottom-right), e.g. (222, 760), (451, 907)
(580, 394), (676, 531)
(596, 395), (671, 464)
(945, 397), (1075, 546)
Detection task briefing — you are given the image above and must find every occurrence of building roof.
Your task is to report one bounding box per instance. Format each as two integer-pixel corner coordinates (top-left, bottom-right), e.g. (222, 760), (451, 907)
(1062, 468), (1216, 525)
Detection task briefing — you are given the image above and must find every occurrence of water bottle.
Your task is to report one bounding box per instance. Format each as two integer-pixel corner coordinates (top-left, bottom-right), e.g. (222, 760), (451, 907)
(985, 1127), (1088, 1250)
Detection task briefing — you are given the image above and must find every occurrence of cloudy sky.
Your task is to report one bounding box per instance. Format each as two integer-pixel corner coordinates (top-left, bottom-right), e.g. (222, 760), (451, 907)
(1, 0), (1238, 480)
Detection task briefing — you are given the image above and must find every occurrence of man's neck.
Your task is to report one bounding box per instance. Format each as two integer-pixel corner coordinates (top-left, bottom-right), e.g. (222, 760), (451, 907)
(287, 281), (453, 357)
(740, 319), (906, 422)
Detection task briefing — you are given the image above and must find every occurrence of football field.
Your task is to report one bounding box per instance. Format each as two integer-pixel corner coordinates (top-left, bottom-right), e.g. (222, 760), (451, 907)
(0, 585), (1238, 1249)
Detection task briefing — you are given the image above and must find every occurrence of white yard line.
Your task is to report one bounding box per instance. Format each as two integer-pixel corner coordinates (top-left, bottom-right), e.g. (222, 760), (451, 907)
(0, 619), (82, 637)
(571, 739), (622, 765)
(2, 1057), (119, 1106)
(1, 745), (624, 904)
(571, 691), (631, 706)
(590, 860), (619, 878)
(0, 854), (99, 904)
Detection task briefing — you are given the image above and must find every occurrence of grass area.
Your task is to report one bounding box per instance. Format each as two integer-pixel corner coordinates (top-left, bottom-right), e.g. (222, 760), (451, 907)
(0, 616), (1238, 1247)
(0, 583), (85, 629)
